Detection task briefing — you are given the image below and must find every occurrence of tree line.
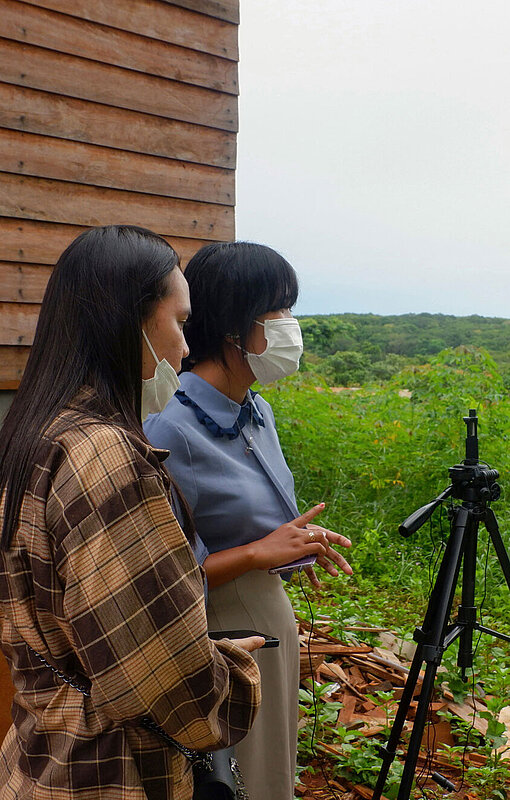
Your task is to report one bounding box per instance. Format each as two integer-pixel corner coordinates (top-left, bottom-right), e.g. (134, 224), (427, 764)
(298, 312), (510, 386)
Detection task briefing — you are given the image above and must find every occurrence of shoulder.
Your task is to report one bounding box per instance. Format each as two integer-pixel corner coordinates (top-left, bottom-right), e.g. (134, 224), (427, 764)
(144, 397), (196, 449)
(43, 419), (165, 517)
(252, 392), (276, 425)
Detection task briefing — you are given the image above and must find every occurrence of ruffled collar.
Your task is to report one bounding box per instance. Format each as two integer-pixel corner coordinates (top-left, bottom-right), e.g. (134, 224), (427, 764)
(175, 379), (264, 440)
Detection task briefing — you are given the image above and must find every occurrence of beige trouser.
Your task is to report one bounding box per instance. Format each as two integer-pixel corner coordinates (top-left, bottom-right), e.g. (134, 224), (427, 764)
(207, 569), (299, 800)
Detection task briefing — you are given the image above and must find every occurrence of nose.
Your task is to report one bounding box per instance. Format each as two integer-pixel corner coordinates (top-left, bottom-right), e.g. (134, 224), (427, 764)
(182, 335), (190, 360)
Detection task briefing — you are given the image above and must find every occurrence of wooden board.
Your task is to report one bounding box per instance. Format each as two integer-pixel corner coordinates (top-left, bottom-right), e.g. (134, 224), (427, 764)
(0, 655), (15, 744)
(0, 261), (52, 303)
(0, 40), (238, 131)
(0, 174), (235, 240)
(0, 0), (240, 386)
(3, 0), (238, 94)
(0, 345), (31, 383)
(161, 0), (239, 24)
(0, 218), (213, 266)
(17, 0), (239, 59)
(0, 129), (235, 205)
(0, 302), (40, 345)
(0, 84), (236, 169)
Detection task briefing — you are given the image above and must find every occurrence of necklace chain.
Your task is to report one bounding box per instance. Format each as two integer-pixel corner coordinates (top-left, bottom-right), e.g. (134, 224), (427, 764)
(228, 394), (254, 455)
(244, 403), (254, 455)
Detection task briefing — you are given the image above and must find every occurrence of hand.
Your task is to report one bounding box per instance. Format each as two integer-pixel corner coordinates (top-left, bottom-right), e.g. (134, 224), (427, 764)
(303, 523), (353, 588)
(230, 636), (266, 652)
(251, 505), (329, 571)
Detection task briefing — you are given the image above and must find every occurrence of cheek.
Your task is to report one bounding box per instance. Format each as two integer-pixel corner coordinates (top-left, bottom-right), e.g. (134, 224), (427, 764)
(251, 327), (268, 355)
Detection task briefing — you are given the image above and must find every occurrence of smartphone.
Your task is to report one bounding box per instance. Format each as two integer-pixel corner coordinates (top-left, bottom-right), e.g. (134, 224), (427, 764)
(268, 554), (317, 574)
(208, 629), (280, 648)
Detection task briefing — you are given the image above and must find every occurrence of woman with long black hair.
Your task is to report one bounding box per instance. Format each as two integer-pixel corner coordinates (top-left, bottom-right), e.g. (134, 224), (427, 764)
(145, 241), (352, 800)
(0, 226), (261, 800)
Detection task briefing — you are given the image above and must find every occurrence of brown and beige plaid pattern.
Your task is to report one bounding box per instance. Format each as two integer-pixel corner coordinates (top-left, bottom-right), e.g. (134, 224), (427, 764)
(0, 391), (261, 799)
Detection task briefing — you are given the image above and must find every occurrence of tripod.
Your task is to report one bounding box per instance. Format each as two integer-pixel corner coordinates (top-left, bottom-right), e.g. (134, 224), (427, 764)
(373, 410), (510, 800)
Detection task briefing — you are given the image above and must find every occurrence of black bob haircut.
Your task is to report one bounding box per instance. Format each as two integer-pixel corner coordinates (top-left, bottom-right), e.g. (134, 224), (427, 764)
(182, 241), (299, 368)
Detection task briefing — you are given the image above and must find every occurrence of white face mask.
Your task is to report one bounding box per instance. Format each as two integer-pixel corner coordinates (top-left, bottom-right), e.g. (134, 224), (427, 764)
(243, 317), (303, 384)
(141, 330), (180, 421)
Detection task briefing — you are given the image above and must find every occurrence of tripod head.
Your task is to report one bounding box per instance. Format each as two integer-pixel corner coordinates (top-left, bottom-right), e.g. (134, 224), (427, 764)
(399, 409), (500, 538)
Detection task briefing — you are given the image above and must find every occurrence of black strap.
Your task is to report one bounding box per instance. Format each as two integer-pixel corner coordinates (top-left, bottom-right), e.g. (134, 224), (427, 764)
(27, 644), (212, 770)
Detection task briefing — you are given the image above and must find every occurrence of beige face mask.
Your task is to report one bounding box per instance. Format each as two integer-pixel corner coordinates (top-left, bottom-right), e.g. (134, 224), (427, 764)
(141, 330), (180, 421)
(242, 318), (303, 384)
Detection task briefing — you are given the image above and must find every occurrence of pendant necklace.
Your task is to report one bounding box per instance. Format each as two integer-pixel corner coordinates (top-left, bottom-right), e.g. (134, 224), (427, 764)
(230, 394), (255, 455)
(244, 404), (254, 455)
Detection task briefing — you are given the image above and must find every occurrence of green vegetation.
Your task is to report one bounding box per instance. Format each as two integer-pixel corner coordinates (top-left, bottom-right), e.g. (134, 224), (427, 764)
(265, 346), (510, 626)
(298, 312), (510, 387)
(259, 342), (510, 798)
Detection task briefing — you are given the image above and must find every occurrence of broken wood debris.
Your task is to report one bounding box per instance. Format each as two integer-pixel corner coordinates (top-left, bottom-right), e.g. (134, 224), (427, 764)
(295, 617), (508, 799)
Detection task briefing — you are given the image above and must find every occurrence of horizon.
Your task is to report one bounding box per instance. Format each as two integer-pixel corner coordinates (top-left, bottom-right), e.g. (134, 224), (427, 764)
(295, 310), (510, 321)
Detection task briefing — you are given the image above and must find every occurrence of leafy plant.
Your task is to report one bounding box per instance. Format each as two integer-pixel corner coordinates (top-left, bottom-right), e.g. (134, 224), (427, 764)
(439, 699), (510, 800)
(297, 681), (343, 761)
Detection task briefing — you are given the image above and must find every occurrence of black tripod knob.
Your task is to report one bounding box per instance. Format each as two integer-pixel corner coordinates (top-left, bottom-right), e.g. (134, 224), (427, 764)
(491, 483), (501, 501)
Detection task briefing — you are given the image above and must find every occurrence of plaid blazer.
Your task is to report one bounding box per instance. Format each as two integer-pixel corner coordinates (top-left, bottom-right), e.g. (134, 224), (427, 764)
(0, 392), (261, 799)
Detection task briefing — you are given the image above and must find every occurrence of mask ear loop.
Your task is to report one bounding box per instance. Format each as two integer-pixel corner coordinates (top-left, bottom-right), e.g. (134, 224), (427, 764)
(142, 330), (160, 366)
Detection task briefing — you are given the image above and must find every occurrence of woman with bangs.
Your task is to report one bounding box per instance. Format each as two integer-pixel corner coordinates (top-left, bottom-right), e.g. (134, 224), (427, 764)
(144, 242), (352, 800)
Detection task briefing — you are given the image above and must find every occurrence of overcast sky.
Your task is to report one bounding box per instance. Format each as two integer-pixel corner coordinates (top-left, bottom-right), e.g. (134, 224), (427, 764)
(235, 1), (510, 318)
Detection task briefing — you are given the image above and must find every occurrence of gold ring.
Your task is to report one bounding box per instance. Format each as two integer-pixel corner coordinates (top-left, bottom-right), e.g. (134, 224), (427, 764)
(308, 531), (316, 542)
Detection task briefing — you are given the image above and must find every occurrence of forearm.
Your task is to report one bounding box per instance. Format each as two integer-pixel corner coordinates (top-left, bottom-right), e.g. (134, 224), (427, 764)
(60, 478), (261, 746)
(204, 543), (261, 589)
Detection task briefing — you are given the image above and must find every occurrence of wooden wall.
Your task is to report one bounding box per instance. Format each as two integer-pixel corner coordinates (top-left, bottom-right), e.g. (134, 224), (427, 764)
(0, 0), (240, 389)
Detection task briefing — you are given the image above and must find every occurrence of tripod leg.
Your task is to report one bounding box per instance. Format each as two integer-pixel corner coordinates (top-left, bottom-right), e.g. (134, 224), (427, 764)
(485, 508), (510, 591)
(372, 507), (470, 800)
(457, 517), (478, 678)
(371, 644), (425, 799)
(373, 506), (469, 800)
(397, 659), (440, 799)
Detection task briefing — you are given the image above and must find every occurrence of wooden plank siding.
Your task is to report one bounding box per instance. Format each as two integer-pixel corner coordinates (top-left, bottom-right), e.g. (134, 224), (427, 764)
(0, 129), (235, 205)
(16, 0), (239, 57)
(0, 40), (238, 130)
(0, 262), (52, 303)
(0, 0), (239, 388)
(3, 0), (238, 93)
(1, 218), (212, 266)
(0, 173), (234, 238)
(0, 84), (237, 168)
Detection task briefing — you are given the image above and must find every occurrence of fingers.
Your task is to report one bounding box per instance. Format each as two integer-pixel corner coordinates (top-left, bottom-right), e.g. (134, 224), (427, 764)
(302, 528), (328, 555)
(316, 557), (339, 578)
(304, 566), (321, 589)
(332, 550), (353, 575)
(230, 636), (266, 652)
(292, 503), (325, 528)
(307, 524), (351, 549)
(303, 541), (328, 557)
(319, 549), (353, 576)
(326, 531), (352, 549)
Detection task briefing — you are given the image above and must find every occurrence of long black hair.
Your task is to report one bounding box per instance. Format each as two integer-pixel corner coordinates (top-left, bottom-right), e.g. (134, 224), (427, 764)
(0, 225), (192, 549)
(182, 241), (299, 368)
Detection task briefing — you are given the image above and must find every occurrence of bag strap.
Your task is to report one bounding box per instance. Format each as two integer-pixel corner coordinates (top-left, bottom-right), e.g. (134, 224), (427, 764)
(28, 645), (91, 697)
(139, 716), (212, 769)
(27, 644), (212, 770)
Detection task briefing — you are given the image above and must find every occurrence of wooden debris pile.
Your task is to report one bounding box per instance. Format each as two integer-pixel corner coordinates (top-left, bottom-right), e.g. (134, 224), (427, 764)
(295, 615), (507, 800)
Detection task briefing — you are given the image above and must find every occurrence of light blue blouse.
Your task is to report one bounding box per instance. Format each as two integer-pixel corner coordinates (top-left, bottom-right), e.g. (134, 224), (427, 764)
(144, 372), (299, 555)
